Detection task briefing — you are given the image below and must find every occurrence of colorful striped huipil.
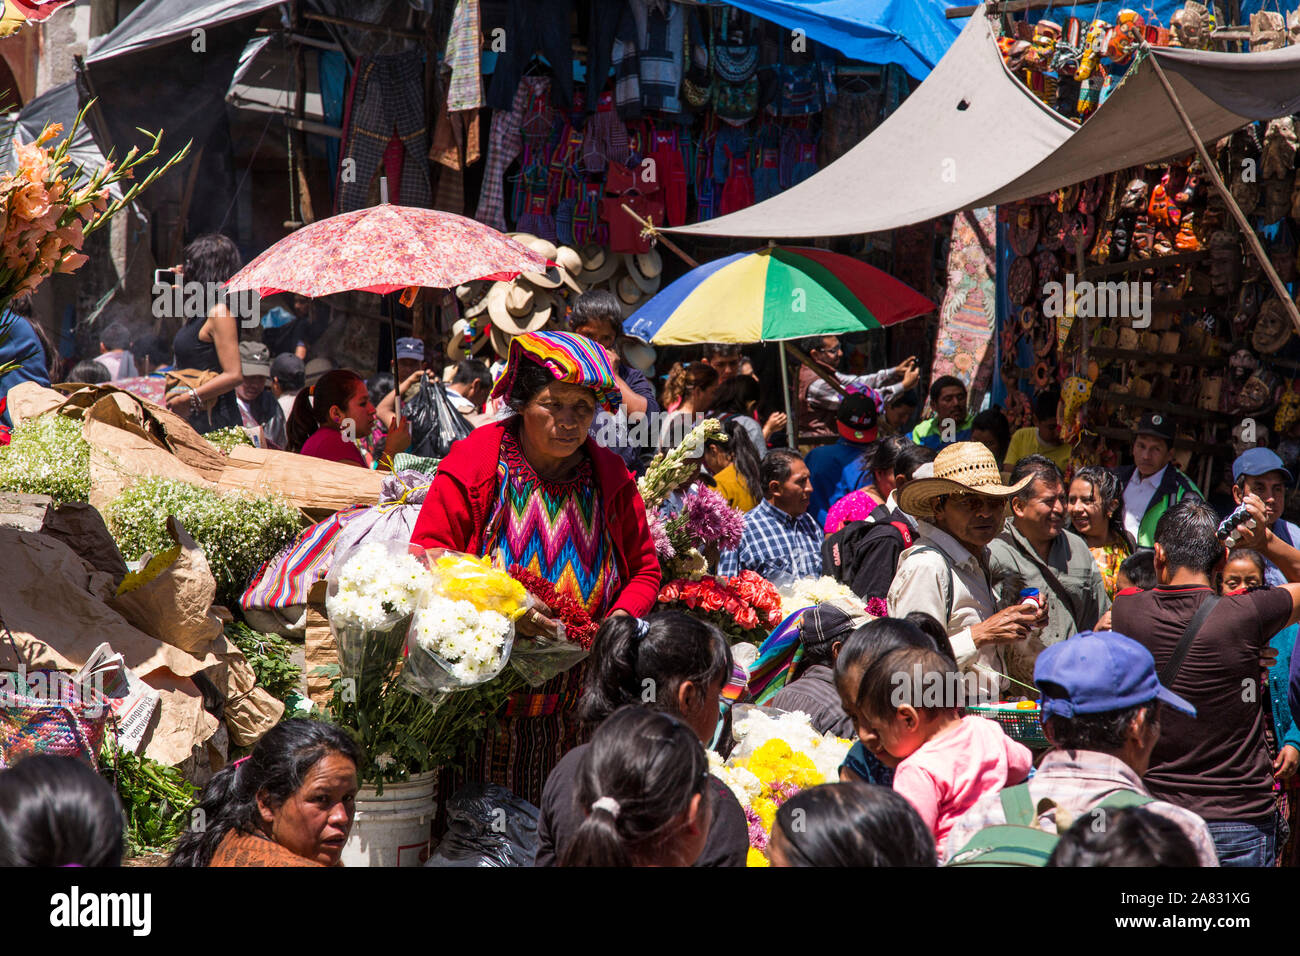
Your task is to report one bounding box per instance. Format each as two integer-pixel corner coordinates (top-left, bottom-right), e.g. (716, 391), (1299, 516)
(441, 423), (622, 811)
(486, 427), (621, 618)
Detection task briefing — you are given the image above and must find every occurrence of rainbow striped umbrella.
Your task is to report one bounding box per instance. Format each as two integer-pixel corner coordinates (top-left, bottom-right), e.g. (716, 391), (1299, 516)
(624, 246), (935, 346)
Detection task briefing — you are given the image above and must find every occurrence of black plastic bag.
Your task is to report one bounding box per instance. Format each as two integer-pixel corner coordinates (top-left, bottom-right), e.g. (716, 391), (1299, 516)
(425, 783), (540, 867)
(404, 374), (473, 459)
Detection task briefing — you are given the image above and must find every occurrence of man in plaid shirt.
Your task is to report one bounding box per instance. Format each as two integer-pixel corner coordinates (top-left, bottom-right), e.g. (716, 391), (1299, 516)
(718, 449), (823, 587)
(943, 632), (1218, 865)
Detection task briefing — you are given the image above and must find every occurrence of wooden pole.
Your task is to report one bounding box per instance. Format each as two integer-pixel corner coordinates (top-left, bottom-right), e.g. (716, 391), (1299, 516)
(1145, 46), (1300, 337)
(620, 203), (700, 268)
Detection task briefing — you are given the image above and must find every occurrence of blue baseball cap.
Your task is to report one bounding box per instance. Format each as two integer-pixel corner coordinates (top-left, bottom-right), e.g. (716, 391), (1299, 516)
(395, 337), (425, 361)
(1232, 446), (1293, 484)
(1034, 631), (1196, 719)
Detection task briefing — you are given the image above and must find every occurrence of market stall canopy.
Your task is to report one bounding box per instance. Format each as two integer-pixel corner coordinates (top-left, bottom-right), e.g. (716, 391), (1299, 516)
(226, 34), (326, 123)
(666, 5), (1300, 239)
(723, 0), (966, 81)
(85, 0), (282, 61)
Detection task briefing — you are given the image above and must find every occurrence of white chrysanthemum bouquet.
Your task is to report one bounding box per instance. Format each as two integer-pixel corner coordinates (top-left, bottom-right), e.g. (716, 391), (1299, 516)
(400, 550), (531, 701)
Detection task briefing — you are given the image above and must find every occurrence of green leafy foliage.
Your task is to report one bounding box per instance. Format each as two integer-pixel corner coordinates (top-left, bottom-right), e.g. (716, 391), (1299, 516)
(107, 478), (302, 607)
(0, 413), (91, 502)
(225, 622), (301, 704)
(99, 745), (198, 856)
(205, 426), (254, 456)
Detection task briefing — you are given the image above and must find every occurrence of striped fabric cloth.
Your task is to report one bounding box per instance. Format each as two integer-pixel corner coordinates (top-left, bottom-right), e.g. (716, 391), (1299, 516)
(240, 505), (367, 610)
(444, 0), (483, 112)
(490, 330), (622, 412)
(745, 608), (812, 705)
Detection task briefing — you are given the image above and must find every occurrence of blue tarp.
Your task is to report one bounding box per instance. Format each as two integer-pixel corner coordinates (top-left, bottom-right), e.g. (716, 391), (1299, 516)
(727, 0), (1274, 80)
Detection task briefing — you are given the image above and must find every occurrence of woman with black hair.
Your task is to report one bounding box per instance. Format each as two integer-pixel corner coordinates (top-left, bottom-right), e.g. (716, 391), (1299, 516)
(702, 418), (763, 512)
(559, 705), (713, 867)
(536, 611), (748, 866)
(169, 719), (360, 867)
(1069, 464), (1135, 598)
(167, 233), (245, 434)
(709, 374), (784, 458)
(824, 433), (911, 534)
(769, 783), (936, 867)
(0, 755), (125, 866)
(286, 368), (409, 466)
(411, 331), (659, 807)
(1047, 806), (1201, 867)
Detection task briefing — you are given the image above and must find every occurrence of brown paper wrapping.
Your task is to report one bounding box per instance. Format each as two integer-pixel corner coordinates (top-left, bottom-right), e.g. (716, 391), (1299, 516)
(303, 580), (338, 710)
(108, 518), (225, 654)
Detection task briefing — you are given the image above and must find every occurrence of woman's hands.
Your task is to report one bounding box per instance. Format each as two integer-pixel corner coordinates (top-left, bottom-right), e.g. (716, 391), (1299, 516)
(382, 415), (411, 458)
(762, 411), (788, 439)
(166, 389), (197, 415)
(515, 599), (560, 640)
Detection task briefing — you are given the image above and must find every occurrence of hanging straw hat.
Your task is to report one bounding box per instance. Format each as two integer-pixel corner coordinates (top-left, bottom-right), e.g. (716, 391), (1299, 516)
(446, 317), (492, 361)
(615, 274), (647, 320)
(486, 280), (550, 335)
(513, 233), (584, 294)
(898, 442), (1033, 519)
(457, 280), (491, 318)
(622, 249), (663, 295)
(621, 339), (657, 373)
(579, 243), (619, 284)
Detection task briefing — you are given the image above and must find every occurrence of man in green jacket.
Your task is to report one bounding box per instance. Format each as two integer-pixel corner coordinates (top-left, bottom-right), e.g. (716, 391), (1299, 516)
(1115, 413), (1202, 548)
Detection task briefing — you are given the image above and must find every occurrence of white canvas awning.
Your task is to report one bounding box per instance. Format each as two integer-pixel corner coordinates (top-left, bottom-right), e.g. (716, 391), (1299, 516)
(667, 5), (1300, 238)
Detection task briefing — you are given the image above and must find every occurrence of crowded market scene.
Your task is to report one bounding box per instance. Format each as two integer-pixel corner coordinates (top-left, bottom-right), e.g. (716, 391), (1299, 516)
(0, 0), (1298, 909)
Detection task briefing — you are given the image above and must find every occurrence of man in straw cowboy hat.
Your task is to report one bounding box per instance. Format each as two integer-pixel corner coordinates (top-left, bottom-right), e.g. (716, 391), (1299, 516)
(888, 442), (1047, 693)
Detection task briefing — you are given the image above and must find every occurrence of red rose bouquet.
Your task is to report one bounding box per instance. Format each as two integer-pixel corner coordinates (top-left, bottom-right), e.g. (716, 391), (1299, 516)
(656, 570), (784, 642)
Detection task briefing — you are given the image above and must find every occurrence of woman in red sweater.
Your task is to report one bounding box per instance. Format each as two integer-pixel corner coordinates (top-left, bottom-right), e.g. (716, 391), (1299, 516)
(410, 330), (659, 805)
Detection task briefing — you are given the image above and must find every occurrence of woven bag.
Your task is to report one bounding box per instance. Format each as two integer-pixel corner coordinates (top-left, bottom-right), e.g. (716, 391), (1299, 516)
(0, 669), (110, 770)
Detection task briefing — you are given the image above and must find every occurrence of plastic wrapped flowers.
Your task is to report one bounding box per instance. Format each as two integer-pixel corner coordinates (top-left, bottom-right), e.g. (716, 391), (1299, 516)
(710, 706), (852, 867)
(326, 541), (430, 630)
(400, 550), (531, 701)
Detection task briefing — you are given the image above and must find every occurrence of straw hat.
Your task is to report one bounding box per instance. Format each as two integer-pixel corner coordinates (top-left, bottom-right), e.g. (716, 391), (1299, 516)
(897, 442), (1033, 519)
(486, 280), (552, 335)
(579, 243), (619, 284)
(615, 274), (648, 320)
(622, 249), (663, 295)
(446, 317), (492, 361)
(514, 233), (584, 294)
(621, 339), (657, 373)
(457, 281), (491, 318)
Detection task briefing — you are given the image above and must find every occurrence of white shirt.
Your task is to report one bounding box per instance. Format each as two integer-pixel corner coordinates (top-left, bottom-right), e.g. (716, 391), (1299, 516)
(887, 520), (1008, 690)
(883, 490), (917, 530)
(443, 384), (476, 415)
(278, 391), (298, 419)
(1122, 464), (1168, 542)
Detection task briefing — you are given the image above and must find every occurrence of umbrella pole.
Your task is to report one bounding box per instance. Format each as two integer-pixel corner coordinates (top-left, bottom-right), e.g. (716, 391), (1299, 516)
(779, 340), (796, 450)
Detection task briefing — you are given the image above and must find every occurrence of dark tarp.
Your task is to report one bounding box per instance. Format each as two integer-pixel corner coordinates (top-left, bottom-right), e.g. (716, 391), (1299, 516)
(0, 81), (122, 197)
(666, 5), (1300, 239)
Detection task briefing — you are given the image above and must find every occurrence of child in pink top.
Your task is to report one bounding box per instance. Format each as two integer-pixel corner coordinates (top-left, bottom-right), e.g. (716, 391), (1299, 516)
(859, 645), (1032, 851)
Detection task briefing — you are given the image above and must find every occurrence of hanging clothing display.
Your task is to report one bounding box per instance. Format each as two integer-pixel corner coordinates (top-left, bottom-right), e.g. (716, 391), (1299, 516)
(337, 50), (433, 213)
(932, 208), (998, 409)
(485, 0), (575, 112)
(444, 0), (483, 112)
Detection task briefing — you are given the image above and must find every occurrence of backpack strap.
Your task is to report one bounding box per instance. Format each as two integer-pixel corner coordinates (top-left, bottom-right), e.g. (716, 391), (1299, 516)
(908, 544), (954, 622)
(889, 520), (914, 549)
(998, 783), (1037, 826)
(1093, 788), (1155, 811)
(1158, 594), (1218, 688)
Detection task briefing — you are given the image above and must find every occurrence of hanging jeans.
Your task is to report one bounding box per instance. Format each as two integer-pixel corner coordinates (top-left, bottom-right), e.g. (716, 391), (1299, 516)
(486, 0), (574, 112)
(586, 0), (625, 111)
(338, 51), (432, 212)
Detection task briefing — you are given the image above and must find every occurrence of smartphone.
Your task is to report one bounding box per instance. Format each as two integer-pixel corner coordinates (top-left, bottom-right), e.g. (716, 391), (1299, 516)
(153, 268), (178, 288)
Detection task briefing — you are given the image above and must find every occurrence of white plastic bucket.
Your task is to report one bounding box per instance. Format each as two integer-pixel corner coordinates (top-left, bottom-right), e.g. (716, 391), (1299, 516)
(340, 771), (436, 868)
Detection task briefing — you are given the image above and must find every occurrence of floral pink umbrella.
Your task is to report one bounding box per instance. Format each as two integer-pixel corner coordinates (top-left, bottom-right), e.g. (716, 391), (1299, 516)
(224, 203), (549, 297)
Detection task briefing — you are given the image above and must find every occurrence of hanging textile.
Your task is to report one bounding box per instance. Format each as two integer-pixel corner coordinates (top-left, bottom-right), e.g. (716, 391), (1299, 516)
(445, 0), (484, 112)
(337, 50), (433, 212)
(932, 207), (998, 410)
